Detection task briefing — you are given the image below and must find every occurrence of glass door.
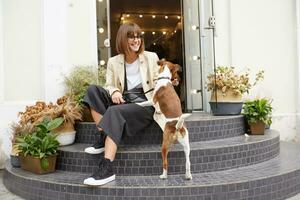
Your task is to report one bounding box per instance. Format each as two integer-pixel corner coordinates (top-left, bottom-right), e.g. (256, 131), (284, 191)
(183, 0), (215, 112)
(96, 0), (111, 76)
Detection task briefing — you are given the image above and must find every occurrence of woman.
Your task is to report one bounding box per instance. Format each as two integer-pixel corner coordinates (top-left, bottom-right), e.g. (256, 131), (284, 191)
(83, 22), (165, 186)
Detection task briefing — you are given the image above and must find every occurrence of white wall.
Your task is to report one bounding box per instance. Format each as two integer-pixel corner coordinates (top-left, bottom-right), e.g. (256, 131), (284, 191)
(0, 0), (43, 146)
(66, 0), (98, 65)
(2, 0), (43, 101)
(215, 0), (298, 141)
(43, 0), (98, 102)
(0, 0), (4, 102)
(0, 0), (98, 137)
(295, 0), (300, 142)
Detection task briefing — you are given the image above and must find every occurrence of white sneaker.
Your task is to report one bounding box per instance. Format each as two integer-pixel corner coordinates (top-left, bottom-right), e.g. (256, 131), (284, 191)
(84, 133), (105, 154)
(83, 158), (115, 186)
(84, 146), (104, 154)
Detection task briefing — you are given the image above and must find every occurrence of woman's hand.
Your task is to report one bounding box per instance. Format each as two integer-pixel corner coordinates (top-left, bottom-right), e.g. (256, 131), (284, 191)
(111, 91), (125, 104)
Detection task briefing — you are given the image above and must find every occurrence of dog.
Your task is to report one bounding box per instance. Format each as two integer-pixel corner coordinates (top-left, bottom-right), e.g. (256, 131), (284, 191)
(137, 60), (192, 180)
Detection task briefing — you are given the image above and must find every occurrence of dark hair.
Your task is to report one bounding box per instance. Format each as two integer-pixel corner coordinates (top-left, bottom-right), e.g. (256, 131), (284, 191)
(115, 22), (145, 55)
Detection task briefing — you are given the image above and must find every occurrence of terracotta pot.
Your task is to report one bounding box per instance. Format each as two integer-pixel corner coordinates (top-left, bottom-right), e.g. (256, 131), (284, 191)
(82, 105), (94, 122)
(19, 154), (57, 174)
(249, 121), (266, 135)
(210, 89), (242, 102)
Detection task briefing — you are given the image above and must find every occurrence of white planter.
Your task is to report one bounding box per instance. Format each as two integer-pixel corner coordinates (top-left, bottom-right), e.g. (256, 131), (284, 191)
(56, 131), (76, 146)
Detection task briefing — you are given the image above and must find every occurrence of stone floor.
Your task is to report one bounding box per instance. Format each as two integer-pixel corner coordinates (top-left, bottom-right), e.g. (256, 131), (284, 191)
(0, 170), (23, 200)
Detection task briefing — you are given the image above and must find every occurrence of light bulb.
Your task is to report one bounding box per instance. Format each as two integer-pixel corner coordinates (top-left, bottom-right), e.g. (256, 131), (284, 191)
(98, 28), (104, 33)
(100, 60), (106, 66)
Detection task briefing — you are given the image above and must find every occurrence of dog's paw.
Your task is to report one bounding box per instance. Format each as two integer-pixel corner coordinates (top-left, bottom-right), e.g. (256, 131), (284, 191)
(185, 173), (192, 180)
(159, 174), (168, 179)
(159, 169), (168, 179)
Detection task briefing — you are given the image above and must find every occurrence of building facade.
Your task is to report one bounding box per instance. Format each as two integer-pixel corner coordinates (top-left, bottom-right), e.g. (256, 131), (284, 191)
(0, 0), (299, 142)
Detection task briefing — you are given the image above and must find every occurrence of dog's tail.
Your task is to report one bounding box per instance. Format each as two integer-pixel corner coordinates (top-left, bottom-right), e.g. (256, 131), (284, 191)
(176, 113), (191, 129)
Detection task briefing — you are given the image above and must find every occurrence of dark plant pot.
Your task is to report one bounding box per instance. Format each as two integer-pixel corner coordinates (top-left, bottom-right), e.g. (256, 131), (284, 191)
(19, 154), (57, 174)
(209, 102), (243, 116)
(249, 121), (265, 135)
(10, 155), (20, 168)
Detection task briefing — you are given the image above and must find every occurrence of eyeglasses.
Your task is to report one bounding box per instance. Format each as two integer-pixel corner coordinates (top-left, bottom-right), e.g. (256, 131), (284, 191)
(127, 33), (143, 40)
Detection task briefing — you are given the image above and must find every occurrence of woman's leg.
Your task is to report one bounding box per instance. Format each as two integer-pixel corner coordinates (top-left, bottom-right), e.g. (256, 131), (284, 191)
(104, 136), (117, 161)
(90, 108), (103, 131)
(83, 85), (112, 154)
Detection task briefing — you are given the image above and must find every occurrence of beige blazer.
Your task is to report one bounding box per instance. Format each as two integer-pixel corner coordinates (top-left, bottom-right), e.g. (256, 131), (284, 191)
(105, 51), (166, 130)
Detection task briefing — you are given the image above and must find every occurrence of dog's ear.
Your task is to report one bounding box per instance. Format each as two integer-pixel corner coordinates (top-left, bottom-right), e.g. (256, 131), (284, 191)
(174, 64), (182, 72)
(157, 59), (166, 66)
(171, 64), (181, 82)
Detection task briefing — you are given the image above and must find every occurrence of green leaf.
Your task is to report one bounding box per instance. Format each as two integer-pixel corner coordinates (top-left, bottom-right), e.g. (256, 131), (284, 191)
(46, 117), (64, 131)
(37, 124), (47, 133)
(41, 157), (49, 170)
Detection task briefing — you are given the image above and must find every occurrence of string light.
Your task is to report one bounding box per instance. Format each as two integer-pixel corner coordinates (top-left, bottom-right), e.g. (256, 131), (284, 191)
(98, 28), (104, 33)
(100, 60), (106, 65)
(141, 31), (145, 34)
(120, 13), (181, 21)
(163, 31), (166, 35)
(121, 17), (124, 20)
(152, 32), (156, 35)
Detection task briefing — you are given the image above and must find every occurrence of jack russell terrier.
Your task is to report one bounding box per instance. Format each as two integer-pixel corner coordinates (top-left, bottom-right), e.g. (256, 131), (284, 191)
(137, 60), (192, 180)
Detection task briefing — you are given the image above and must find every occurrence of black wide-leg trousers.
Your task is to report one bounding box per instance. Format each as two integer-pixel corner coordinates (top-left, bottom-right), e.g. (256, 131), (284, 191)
(83, 85), (155, 145)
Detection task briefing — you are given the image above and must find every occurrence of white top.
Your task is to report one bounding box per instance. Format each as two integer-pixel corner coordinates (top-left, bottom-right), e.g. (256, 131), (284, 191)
(125, 59), (142, 90)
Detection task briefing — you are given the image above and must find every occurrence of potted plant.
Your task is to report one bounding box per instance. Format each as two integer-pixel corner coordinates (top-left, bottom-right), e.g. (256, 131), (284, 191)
(63, 65), (106, 122)
(10, 143), (21, 167)
(44, 96), (82, 146)
(206, 66), (264, 115)
(16, 117), (63, 174)
(14, 97), (82, 146)
(242, 98), (273, 135)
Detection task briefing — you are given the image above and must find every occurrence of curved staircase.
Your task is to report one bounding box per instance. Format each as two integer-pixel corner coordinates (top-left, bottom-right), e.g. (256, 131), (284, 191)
(3, 114), (300, 199)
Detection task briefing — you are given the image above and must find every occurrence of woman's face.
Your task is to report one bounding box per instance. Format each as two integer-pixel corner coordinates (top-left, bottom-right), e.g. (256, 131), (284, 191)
(127, 32), (142, 53)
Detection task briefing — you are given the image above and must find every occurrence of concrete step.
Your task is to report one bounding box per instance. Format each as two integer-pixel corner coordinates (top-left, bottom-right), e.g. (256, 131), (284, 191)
(3, 142), (300, 200)
(57, 130), (279, 175)
(75, 114), (245, 145)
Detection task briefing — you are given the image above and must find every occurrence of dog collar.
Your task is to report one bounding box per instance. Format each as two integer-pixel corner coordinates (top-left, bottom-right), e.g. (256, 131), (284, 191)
(156, 76), (171, 80)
